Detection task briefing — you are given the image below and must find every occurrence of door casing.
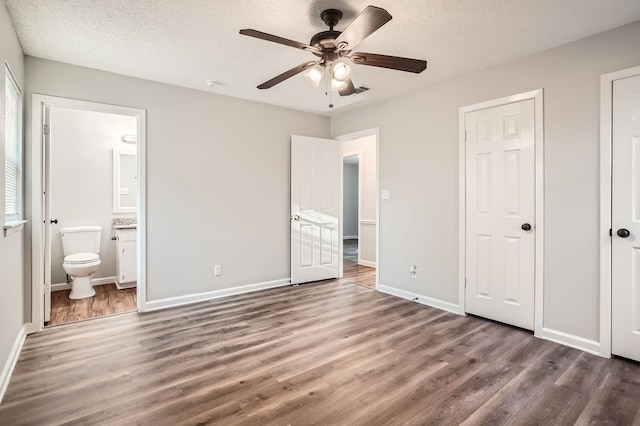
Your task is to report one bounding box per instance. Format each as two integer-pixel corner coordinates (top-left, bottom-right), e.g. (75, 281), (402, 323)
(599, 65), (640, 359)
(458, 89), (544, 337)
(28, 95), (147, 333)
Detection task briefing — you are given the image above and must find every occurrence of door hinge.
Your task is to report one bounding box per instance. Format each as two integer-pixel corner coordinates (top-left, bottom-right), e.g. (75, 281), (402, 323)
(609, 228), (612, 237)
(43, 124), (50, 135)
(464, 277), (467, 288)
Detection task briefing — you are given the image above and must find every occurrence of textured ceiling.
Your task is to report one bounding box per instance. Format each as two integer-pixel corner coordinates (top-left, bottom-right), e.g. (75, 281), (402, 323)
(5, 0), (640, 115)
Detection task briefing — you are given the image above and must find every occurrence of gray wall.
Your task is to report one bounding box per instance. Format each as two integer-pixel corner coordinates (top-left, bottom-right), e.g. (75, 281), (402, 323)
(332, 21), (640, 343)
(0, 2), (25, 387)
(49, 107), (136, 284)
(24, 57), (330, 302)
(343, 162), (358, 238)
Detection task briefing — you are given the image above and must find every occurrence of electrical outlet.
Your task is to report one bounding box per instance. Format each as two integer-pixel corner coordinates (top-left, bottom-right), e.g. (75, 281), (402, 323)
(214, 265), (222, 276)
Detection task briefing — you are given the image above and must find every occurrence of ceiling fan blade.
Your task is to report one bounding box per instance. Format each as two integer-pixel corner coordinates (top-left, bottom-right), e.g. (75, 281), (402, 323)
(339, 79), (356, 96)
(335, 6), (392, 51)
(239, 29), (319, 53)
(350, 52), (427, 73)
(257, 61), (317, 89)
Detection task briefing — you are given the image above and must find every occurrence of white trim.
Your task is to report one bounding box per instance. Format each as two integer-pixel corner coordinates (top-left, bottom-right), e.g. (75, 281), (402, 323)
(458, 89), (545, 332)
(4, 219), (27, 237)
(538, 327), (601, 356)
(599, 65), (640, 358)
(377, 284), (460, 315)
(336, 128), (380, 287)
(30, 95), (147, 331)
(0, 325), (27, 403)
(51, 276), (117, 292)
(343, 235), (358, 240)
(144, 278), (291, 312)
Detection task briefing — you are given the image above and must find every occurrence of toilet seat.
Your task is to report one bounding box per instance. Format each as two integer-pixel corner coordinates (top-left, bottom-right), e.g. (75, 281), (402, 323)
(64, 253), (100, 264)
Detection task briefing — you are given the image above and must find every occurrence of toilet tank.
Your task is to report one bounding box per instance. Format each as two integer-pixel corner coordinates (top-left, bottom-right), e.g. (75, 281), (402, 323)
(60, 226), (102, 256)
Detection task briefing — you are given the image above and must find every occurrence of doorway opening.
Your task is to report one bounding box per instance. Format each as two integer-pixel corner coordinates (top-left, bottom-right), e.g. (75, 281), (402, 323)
(30, 95), (146, 331)
(340, 131), (378, 289)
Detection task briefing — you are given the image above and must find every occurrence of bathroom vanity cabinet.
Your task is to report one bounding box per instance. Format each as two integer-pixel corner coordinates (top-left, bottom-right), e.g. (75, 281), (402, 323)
(114, 227), (136, 289)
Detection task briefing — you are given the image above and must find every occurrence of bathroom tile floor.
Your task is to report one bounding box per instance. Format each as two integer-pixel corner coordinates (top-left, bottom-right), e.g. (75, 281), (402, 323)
(48, 283), (137, 326)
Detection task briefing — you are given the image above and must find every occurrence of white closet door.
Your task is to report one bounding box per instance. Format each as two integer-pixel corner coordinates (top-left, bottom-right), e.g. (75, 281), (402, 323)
(465, 99), (535, 330)
(612, 74), (640, 362)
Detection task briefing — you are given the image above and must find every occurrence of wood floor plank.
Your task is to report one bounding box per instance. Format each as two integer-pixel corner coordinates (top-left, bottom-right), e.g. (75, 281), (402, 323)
(48, 283), (136, 325)
(2, 271), (640, 425)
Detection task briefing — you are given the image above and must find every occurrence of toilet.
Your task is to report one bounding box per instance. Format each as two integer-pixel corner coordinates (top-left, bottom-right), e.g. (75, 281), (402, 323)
(60, 226), (102, 299)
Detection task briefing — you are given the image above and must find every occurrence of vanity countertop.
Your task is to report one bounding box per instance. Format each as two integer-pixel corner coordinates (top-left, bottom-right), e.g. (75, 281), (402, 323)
(113, 224), (137, 230)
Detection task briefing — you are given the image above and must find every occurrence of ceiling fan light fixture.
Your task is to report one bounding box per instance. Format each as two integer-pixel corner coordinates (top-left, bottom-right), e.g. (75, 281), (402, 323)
(332, 60), (351, 82)
(304, 64), (324, 87)
(330, 78), (348, 91)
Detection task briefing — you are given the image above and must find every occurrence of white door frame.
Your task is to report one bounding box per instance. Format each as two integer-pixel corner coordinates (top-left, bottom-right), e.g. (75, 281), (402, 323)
(28, 95), (147, 333)
(336, 128), (380, 287)
(599, 65), (640, 358)
(458, 89), (544, 336)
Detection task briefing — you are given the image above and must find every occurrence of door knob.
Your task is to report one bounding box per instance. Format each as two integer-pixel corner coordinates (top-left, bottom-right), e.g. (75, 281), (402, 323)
(521, 223), (532, 231)
(617, 228), (631, 238)
(50, 219), (58, 224)
(291, 215), (300, 221)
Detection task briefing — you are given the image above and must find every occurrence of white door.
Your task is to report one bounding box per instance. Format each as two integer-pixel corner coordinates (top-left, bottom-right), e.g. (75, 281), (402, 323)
(612, 74), (640, 362)
(291, 135), (341, 284)
(43, 105), (52, 323)
(465, 100), (535, 330)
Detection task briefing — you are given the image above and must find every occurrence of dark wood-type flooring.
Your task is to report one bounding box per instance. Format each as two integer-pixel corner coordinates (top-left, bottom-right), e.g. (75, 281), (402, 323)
(48, 283), (137, 326)
(3, 275), (640, 424)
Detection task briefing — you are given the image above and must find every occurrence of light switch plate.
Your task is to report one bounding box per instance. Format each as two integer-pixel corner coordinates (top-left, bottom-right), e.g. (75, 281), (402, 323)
(119, 187), (129, 195)
(381, 189), (390, 200)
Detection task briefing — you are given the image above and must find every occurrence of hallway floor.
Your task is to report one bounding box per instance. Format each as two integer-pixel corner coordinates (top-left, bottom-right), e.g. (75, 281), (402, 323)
(343, 239), (376, 288)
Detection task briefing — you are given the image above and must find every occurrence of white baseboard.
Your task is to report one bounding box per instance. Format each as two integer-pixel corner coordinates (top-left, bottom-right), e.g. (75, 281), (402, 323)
(0, 325), (27, 403)
(358, 259), (376, 268)
(343, 235), (358, 240)
(144, 278), (291, 312)
(52, 276), (116, 292)
(538, 327), (602, 357)
(377, 284), (461, 315)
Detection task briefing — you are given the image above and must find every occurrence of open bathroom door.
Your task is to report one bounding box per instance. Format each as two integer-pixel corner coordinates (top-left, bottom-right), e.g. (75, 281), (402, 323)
(43, 105), (51, 323)
(290, 135), (342, 284)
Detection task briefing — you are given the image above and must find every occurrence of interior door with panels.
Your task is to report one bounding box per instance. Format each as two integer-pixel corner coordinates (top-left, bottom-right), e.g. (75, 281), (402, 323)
(612, 73), (640, 362)
(291, 135), (341, 284)
(465, 99), (535, 330)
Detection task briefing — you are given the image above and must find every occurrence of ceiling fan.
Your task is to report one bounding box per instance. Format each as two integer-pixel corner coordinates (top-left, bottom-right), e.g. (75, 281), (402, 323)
(239, 5), (427, 103)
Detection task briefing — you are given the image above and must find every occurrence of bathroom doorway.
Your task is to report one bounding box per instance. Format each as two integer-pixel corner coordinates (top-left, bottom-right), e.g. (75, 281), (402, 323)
(31, 96), (146, 329)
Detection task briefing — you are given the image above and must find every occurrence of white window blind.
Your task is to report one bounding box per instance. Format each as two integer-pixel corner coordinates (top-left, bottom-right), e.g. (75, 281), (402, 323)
(5, 69), (21, 220)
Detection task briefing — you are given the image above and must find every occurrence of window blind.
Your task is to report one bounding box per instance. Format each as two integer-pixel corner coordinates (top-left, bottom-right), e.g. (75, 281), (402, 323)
(5, 72), (20, 219)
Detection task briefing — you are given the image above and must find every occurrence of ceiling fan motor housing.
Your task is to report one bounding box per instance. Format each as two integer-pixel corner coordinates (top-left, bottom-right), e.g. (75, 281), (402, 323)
(310, 30), (341, 53)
